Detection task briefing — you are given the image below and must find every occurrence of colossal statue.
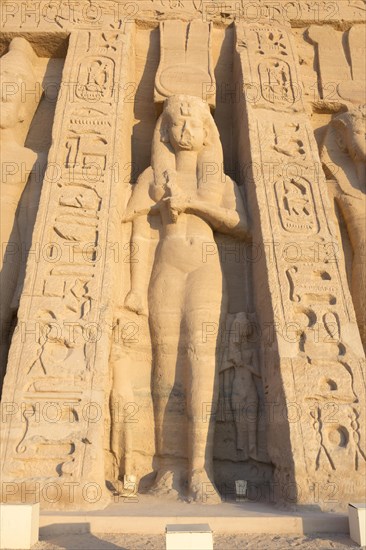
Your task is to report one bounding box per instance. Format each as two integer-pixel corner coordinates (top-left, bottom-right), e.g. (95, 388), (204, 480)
(0, 38), (40, 388)
(321, 105), (366, 350)
(122, 95), (249, 502)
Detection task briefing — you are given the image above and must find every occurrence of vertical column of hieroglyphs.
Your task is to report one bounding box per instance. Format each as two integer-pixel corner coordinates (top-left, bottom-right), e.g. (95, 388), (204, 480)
(235, 22), (365, 506)
(1, 29), (133, 508)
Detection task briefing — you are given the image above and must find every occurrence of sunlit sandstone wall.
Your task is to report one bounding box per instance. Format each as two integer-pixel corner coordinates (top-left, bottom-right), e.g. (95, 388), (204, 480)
(0, 1), (365, 510)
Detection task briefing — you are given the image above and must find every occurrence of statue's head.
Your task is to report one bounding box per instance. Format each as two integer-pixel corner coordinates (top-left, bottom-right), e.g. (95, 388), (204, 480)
(160, 95), (211, 153)
(332, 105), (366, 163)
(0, 38), (37, 130)
(152, 94), (223, 198)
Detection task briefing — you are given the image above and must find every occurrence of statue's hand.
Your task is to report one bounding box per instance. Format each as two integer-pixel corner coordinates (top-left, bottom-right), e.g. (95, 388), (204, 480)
(121, 211), (135, 223)
(124, 291), (147, 316)
(163, 169), (178, 190)
(163, 169), (187, 199)
(164, 194), (190, 221)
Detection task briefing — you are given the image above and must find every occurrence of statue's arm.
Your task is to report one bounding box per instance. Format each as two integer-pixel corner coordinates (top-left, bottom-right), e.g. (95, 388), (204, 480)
(175, 178), (249, 240)
(124, 215), (151, 315)
(222, 178), (249, 239)
(123, 167), (160, 222)
(123, 168), (156, 315)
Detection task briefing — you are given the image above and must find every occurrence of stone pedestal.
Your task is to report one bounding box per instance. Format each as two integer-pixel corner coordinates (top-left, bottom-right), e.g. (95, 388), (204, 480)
(0, 503), (39, 549)
(166, 524), (213, 550)
(348, 503), (366, 546)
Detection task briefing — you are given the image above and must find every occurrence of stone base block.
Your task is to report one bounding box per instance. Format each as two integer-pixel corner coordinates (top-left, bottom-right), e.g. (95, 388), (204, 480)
(166, 524), (213, 550)
(39, 496), (350, 535)
(348, 503), (366, 546)
(0, 503), (39, 549)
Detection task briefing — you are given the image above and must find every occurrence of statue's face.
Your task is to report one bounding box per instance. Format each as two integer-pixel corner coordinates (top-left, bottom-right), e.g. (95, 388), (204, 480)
(346, 116), (366, 162)
(167, 109), (206, 152)
(337, 113), (366, 163)
(0, 69), (23, 130)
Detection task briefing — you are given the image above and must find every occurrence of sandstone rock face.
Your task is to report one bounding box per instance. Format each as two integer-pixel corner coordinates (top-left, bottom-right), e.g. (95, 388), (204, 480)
(0, 3), (365, 511)
(0, 38), (41, 386)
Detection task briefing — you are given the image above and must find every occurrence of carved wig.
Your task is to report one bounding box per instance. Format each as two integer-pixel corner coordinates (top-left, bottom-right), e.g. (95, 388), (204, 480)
(0, 37), (39, 147)
(151, 95), (224, 201)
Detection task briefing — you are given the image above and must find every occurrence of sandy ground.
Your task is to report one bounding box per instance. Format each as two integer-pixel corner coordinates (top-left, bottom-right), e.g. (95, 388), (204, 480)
(27, 532), (358, 549)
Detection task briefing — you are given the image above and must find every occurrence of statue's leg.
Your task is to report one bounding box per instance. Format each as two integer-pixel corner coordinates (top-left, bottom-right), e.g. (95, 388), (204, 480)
(148, 265), (187, 496)
(231, 368), (249, 454)
(231, 368), (258, 458)
(247, 376), (259, 460)
(0, 228), (20, 393)
(110, 353), (135, 492)
(352, 228), (366, 350)
(184, 263), (225, 504)
(338, 197), (366, 351)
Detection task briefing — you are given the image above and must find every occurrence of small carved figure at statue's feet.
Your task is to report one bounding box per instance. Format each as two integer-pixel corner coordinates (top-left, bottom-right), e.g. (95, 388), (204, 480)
(149, 468), (183, 499)
(115, 474), (138, 498)
(189, 468), (222, 505)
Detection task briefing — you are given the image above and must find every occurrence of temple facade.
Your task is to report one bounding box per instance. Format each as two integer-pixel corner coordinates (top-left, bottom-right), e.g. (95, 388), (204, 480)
(0, 1), (365, 510)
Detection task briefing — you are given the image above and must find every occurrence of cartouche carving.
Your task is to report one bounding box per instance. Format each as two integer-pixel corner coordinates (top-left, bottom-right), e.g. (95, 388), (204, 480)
(236, 21), (366, 509)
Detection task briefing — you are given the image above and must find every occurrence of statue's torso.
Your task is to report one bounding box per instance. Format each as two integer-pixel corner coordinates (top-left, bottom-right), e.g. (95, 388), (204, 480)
(0, 144), (37, 208)
(154, 170), (222, 272)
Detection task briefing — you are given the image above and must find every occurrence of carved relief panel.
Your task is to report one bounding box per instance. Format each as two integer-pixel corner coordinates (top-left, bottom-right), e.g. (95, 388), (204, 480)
(235, 21), (366, 508)
(0, 29), (134, 508)
(0, 10), (364, 513)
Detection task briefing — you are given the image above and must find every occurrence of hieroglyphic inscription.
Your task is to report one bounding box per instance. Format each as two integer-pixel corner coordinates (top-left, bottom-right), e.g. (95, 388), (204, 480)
(238, 25), (298, 110)
(236, 21), (366, 506)
(275, 177), (318, 234)
(1, 1), (363, 34)
(0, 29), (132, 507)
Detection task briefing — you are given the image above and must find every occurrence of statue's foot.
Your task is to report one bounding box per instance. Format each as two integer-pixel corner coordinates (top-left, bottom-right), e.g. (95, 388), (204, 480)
(149, 468), (182, 499)
(189, 468), (222, 505)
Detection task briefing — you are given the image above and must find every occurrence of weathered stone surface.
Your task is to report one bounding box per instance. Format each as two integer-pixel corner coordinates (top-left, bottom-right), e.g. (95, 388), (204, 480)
(234, 20), (365, 509)
(0, 2), (365, 512)
(1, 28), (135, 509)
(0, 37), (42, 387)
(308, 24), (366, 106)
(155, 20), (216, 106)
(320, 106), (366, 349)
(1, 1), (366, 33)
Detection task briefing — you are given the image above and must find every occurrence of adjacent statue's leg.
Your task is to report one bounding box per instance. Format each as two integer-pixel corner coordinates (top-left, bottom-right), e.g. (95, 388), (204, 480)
(184, 263), (225, 504)
(352, 229), (366, 350)
(110, 353), (136, 496)
(337, 196), (366, 351)
(148, 266), (187, 497)
(231, 367), (258, 459)
(0, 225), (21, 391)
